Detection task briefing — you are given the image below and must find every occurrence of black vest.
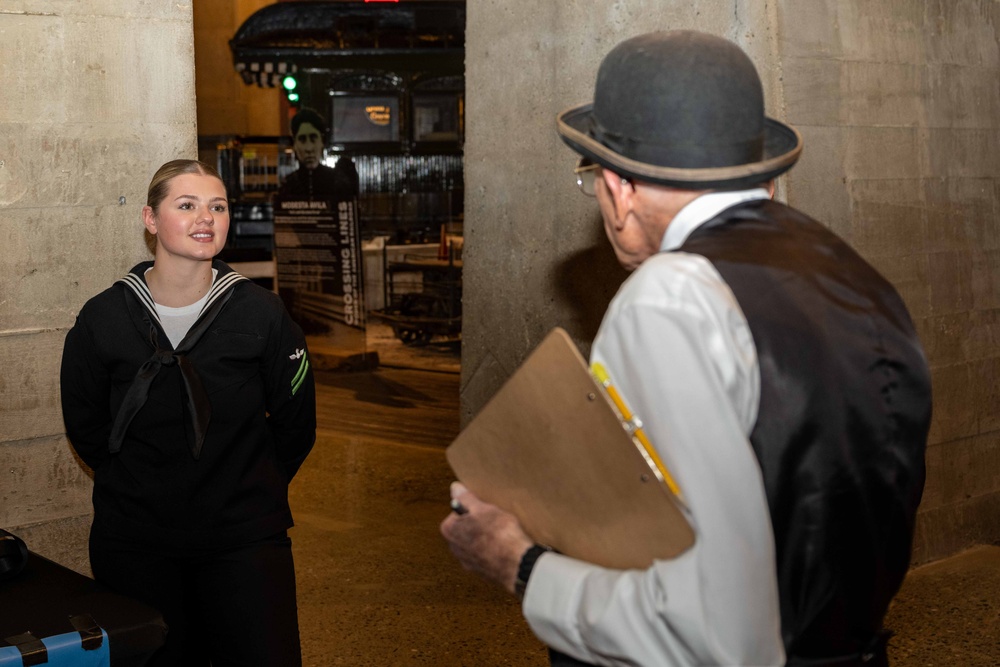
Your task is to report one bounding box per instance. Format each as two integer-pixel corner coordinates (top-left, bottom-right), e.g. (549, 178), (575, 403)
(680, 200), (931, 664)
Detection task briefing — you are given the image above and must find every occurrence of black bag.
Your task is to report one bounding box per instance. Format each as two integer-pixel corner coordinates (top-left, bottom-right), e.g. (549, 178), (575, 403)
(0, 528), (29, 581)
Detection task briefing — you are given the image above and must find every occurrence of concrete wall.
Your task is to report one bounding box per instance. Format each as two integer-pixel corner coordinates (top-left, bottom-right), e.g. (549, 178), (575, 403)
(462, 0), (1000, 565)
(460, 2), (782, 418)
(778, 0), (1000, 563)
(0, 1), (198, 574)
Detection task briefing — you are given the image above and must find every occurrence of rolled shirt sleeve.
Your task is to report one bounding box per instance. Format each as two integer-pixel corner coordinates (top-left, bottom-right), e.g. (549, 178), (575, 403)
(522, 252), (784, 666)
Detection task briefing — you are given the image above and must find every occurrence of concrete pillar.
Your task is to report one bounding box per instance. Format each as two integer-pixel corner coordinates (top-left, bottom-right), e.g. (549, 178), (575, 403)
(0, 0), (198, 574)
(462, 0), (1000, 565)
(461, 1), (761, 421)
(777, 0), (1000, 563)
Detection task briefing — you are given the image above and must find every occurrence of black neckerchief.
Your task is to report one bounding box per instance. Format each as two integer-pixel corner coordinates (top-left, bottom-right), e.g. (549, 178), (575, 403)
(108, 262), (247, 460)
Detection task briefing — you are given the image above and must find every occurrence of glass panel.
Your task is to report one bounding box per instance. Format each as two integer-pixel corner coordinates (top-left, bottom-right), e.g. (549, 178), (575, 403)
(413, 93), (462, 142)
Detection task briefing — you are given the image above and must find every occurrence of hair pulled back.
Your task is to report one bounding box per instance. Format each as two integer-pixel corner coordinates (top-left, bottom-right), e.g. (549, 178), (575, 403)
(144, 159), (225, 254)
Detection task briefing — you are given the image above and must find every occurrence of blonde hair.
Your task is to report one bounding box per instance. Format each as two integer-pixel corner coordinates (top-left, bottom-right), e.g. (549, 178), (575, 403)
(144, 159), (225, 254)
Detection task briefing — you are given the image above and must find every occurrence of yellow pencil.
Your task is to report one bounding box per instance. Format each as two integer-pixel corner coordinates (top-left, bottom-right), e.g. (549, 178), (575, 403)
(591, 362), (684, 501)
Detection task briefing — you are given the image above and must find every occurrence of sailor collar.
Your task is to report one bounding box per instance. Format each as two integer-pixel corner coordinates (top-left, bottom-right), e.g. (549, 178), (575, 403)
(109, 260), (248, 460)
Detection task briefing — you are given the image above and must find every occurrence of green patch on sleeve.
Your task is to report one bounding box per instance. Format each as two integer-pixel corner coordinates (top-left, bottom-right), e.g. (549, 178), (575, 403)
(291, 352), (309, 395)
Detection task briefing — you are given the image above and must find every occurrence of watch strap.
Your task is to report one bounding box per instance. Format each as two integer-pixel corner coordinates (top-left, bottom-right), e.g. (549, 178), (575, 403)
(515, 544), (551, 600)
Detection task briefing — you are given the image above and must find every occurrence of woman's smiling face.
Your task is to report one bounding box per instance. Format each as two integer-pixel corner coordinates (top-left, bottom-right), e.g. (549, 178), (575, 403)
(143, 172), (230, 263)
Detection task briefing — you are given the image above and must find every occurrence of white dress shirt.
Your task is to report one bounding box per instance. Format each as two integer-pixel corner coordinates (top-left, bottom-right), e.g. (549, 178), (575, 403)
(522, 189), (786, 666)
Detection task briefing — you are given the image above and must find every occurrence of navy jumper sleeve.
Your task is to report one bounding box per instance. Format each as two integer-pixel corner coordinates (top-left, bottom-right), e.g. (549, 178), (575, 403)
(262, 302), (317, 480)
(60, 316), (113, 471)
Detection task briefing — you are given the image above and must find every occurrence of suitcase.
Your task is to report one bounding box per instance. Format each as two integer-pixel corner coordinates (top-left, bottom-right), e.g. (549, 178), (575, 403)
(0, 546), (166, 667)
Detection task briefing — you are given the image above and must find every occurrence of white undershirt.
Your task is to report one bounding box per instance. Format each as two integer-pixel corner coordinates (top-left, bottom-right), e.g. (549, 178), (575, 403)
(148, 268), (217, 348)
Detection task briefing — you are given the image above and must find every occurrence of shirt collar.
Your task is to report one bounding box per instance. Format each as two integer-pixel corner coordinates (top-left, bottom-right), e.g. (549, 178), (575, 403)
(661, 188), (771, 251)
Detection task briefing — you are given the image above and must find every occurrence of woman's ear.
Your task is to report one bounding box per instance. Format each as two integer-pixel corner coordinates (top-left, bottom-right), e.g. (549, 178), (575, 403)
(142, 206), (157, 235)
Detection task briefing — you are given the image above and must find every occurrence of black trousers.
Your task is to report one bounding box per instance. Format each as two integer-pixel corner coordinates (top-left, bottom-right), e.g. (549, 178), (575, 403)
(90, 530), (302, 667)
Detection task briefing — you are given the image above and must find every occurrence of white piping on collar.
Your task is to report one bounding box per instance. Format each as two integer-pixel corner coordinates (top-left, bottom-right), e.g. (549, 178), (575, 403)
(117, 268), (248, 325)
(119, 273), (161, 325)
(204, 270), (248, 312)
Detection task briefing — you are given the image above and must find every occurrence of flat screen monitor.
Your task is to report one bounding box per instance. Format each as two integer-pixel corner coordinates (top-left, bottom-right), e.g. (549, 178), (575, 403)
(330, 95), (401, 145)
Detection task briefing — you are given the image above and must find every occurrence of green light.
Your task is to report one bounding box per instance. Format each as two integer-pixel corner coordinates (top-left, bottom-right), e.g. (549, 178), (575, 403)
(287, 92), (300, 103)
(282, 75), (297, 92)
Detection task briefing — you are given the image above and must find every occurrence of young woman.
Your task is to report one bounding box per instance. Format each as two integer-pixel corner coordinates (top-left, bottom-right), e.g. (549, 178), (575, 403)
(61, 159), (316, 666)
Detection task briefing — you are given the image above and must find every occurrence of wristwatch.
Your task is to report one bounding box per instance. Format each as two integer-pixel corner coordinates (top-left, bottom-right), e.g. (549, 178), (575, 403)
(515, 544), (551, 600)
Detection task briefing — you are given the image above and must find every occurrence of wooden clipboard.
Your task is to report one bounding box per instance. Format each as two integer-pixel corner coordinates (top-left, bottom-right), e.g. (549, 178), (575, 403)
(446, 328), (694, 570)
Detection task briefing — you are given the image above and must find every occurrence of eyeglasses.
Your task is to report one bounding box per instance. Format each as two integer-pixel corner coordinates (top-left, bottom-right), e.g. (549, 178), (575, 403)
(574, 158), (600, 196)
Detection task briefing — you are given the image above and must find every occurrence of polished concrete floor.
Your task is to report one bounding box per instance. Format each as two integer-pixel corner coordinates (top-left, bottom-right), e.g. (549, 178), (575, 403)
(294, 330), (543, 666)
(291, 328), (999, 666)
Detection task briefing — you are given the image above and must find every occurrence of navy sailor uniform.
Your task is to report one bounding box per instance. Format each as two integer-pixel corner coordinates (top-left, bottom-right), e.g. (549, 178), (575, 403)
(61, 258), (316, 550)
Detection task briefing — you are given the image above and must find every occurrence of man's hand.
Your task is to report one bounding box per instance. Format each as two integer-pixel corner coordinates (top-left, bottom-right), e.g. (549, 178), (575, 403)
(440, 482), (535, 595)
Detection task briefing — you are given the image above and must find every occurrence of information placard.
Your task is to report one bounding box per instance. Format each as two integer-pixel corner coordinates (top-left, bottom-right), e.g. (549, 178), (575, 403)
(274, 196), (366, 355)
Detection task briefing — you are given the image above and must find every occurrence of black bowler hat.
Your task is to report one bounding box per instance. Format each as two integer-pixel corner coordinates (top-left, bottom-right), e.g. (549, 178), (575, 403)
(557, 30), (802, 190)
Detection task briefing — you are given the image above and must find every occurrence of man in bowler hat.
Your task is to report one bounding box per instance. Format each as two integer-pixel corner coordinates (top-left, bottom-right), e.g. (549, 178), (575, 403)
(441, 31), (932, 666)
